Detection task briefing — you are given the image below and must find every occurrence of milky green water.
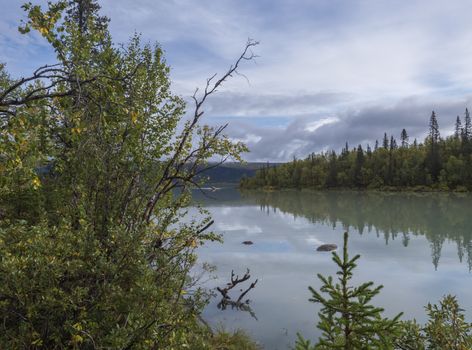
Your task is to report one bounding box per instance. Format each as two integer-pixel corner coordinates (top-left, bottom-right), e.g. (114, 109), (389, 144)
(193, 189), (472, 349)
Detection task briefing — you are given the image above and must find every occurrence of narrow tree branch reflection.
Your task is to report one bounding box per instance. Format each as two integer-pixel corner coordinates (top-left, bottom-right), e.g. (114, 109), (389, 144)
(216, 269), (258, 320)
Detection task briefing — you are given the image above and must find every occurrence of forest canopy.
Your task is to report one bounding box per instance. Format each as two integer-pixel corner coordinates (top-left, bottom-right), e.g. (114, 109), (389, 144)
(241, 110), (472, 191)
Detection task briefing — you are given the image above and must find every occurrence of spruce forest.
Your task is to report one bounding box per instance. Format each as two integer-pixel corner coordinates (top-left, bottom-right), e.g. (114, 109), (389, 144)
(241, 110), (472, 191)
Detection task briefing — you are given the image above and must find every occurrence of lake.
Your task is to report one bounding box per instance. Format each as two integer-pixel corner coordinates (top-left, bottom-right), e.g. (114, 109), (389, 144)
(192, 189), (472, 349)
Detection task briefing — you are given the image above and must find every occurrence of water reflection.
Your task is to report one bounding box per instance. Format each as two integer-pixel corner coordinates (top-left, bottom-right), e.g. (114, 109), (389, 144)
(216, 269), (258, 320)
(193, 189), (472, 349)
(241, 190), (472, 270)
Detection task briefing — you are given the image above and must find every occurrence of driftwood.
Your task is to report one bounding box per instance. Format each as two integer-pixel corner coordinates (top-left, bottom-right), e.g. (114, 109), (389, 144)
(216, 269), (258, 319)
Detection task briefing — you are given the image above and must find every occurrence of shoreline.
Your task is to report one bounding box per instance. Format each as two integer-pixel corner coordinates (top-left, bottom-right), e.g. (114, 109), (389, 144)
(239, 185), (471, 194)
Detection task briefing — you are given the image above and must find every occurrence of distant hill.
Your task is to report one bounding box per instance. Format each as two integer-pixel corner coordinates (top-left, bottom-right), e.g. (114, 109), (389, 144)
(199, 162), (278, 185)
(35, 161), (276, 187)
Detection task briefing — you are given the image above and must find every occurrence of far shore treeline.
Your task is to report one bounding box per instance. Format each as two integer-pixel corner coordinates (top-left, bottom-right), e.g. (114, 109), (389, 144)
(241, 110), (472, 191)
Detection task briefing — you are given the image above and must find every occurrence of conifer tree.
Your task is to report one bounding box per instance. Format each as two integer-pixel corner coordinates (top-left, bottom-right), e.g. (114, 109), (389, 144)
(390, 135), (398, 151)
(343, 142), (349, 156)
(429, 111), (440, 144)
(354, 145), (365, 186)
(464, 108), (471, 141)
(326, 151), (338, 188)
(427, 111), (441, 181)
(455, 116), (462, 140)
(296, 233), (402, 350)
(383, 133), (389, 149)
(401, 129), (409, 148)
(65, 0), (108, 33)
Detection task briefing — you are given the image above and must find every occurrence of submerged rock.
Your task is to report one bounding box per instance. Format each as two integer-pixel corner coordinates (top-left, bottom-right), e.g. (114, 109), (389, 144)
(316, 244), (337, 252)
(242, 241), (254, 245)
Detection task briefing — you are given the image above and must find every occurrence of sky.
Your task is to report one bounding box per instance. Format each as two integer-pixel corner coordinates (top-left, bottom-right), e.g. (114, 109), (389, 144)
(2, 0), (472, 161)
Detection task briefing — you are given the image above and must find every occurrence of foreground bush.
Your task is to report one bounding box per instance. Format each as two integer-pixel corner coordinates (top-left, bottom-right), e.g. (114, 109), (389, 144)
(296, 233), (472, 350)
(395, 295), (472, 350)
(210, 328), (262, 350)
(0, 0), (254, 348)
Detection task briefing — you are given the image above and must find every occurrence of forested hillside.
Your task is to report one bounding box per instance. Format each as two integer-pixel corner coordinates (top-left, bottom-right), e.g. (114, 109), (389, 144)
(241, 110), (472, 190)
(197, 162), (260, 185)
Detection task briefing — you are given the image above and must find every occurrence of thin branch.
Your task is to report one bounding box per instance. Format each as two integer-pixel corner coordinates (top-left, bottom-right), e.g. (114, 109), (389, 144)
(142, 39), (258, 223)
(216, 268), (258, 320)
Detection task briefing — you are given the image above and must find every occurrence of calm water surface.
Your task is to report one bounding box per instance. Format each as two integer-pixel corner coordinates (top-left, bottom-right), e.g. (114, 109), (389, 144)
(192, 189), (472, 349)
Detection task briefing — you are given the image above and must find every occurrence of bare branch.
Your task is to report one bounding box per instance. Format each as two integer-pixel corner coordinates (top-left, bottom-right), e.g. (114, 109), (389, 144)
(142, 40), (259, 223)
(0, 61), (145, 117)
(216, 268), (258, 320)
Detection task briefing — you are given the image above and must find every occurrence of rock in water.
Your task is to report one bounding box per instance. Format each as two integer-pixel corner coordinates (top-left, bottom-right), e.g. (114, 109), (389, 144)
(242, 241), (254, 245)
(316, 244), (337, 252)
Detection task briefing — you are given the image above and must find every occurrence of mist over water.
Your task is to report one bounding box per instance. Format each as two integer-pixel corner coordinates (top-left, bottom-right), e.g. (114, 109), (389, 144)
(193, 189), (472, 349)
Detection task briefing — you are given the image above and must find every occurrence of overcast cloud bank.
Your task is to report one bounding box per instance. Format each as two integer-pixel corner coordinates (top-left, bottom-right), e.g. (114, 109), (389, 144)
(3, 0), (472, 160)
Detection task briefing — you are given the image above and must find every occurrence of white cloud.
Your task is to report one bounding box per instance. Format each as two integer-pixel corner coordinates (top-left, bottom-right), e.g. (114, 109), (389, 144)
(305, 117), (339, 132)
(215, 222), (263, 235)
(3, 0), (472, 160)
(229, 134), (262, 144)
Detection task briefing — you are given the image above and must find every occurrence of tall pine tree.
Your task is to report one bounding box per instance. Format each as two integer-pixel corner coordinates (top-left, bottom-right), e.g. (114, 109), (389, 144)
(354, 145), (365, 186)
(390, 135), (398, 150)
(464, 108), (471, 141)
(455, 116), (462, 140)
(383, 133), (389, 149)
(428, 111), (441, 181)
(401, 129), (409, 148)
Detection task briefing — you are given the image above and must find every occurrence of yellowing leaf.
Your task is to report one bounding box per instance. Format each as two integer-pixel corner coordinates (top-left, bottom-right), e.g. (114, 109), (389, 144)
(71, 334), (83, 343)
(130, 111), (138, 124)
(32, 177), (41, 189)
(38, 26), (49, 35)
